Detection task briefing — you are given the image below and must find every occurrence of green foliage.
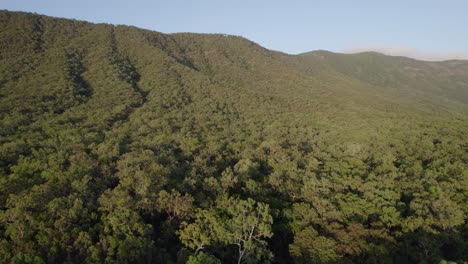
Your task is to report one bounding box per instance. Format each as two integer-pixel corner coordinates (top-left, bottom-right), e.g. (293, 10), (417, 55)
(186, 252), (221, 264)
(10, 253), (45, 264)
(64, 47), (92, 100)
(0, 10), (467, 264)
(178, 209), (218, 254)
(289, 227), (340, 264)
(157, 189), (194, 220)
(215, 196), (273, 263)
(110, 53), (140, 87)
(179, 196), (273, 263)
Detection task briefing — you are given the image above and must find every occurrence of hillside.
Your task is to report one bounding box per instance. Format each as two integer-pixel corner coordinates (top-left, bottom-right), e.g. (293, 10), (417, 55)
(300, 50), (468, 106)
(0, 11), (467, 264)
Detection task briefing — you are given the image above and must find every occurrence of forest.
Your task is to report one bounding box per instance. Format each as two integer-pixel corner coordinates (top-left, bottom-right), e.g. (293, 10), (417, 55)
(0, 11), (467, 263)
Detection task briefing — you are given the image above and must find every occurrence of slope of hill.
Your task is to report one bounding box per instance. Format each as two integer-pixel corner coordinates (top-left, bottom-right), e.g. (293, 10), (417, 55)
(299, 50), (468, 107)
(0, 11), (467, 264)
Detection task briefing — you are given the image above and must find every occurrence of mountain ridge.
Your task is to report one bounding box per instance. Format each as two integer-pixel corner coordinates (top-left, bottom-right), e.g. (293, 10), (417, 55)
(5, 9), (468, 62)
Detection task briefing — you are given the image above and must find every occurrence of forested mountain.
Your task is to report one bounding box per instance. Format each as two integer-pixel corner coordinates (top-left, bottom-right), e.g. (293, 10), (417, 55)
(0, 10), (467, 264)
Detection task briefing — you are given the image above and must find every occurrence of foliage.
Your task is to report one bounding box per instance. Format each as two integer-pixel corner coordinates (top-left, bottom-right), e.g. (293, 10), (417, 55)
(186, 252), (221, 264)
(0, 10), (467, 263)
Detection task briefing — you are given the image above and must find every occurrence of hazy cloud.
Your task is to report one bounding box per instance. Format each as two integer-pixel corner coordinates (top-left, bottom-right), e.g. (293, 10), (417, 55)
(342, 46), (468, 61)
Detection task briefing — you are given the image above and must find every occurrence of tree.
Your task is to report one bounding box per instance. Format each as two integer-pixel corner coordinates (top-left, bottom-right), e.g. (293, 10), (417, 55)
(186, 252), (221, 264)
(178, 196), (273, 263)
(217, 196), (273, 264)
(178, 209), (218, 255)
(289, 227), (340, 264)
(156, 189), (194, 221)
(97, 187), (154, 263)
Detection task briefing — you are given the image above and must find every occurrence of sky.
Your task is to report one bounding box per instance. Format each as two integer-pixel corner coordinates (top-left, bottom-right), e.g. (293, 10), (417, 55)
(2, 0), (468, 60)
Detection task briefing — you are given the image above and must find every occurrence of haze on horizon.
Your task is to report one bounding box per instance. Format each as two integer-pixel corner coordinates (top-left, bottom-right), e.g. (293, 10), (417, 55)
(1, 0), (468, 61)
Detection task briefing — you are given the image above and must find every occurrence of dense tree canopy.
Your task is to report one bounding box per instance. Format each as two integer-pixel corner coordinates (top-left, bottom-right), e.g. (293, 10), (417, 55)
(0, 11), (467, 263)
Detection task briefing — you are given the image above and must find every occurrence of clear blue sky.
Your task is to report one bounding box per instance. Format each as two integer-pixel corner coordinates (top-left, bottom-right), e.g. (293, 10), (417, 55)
(2, 0), (468, 56)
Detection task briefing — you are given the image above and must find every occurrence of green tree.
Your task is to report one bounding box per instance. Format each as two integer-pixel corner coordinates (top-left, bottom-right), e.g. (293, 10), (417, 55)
(178, 209), (218, 254)
(179, 196), (273, 263)
(289, 227), (340, 264)
(186, 252), (221, 264)
(157, 189), (194, 221)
